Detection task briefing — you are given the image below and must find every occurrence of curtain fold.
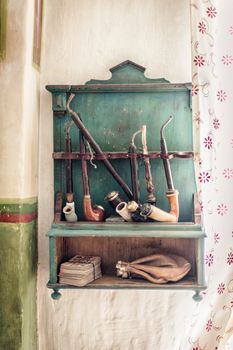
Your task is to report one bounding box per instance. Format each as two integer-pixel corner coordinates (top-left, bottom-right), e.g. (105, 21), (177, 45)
(182, 1), (233, 349)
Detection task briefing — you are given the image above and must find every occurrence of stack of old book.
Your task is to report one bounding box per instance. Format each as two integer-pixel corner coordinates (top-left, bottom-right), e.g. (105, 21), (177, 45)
(59, 255), (102, 287)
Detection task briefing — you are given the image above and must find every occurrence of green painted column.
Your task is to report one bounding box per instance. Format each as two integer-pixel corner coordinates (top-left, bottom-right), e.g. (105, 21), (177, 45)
(0, 198), (37, 350)
(0, 0), (7, 60)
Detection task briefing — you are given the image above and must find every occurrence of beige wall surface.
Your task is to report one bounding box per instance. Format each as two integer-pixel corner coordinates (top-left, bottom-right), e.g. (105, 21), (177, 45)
(0, 0), (39, 198)
(38, 1), (193, 349)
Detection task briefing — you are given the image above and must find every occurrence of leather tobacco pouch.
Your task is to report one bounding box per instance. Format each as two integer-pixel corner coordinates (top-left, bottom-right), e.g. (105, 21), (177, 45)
(116, 254), (191, 284)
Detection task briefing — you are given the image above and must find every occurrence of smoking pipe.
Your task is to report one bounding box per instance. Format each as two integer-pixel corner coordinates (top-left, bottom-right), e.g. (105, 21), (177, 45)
(63, 201), (78, 222)
(67, 94), (133, 200)
(140, 116), (179, 222)
(140, 192), (179, 222)
(159, 116), (179, 221)
(127, 201), (152, 222)
(63, 122), (78, 222)
(129, 128), (142, 203)
(65, 123), (73, 203)
(141, 125), (156, 205)
(80, 132), (105, 222)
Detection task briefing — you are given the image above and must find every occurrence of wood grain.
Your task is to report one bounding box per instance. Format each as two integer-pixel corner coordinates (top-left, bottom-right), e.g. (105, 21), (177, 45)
(62, 236), (196, 276)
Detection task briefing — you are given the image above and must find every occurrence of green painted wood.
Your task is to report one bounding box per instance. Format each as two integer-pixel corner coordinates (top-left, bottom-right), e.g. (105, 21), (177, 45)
(47, 279), (207, 291)
(46, 83), (191, 94)
(49, 237), (58, 284)
(46, 85), (70, 93)
(0, 0), (7, 60)
(0, 197), (37, 214)
(51, 289), (62, 300)
(52, 92), (67, 113)
(0, 221), (37, 350)
(69, 84), (192, 94)
(87, 60), (170, 85)
(48, 224), (205, 239)
(193, 291), (203, 302)
(48, 62), (195, 222)
(46, 62), (205, 297)
(56, 229), (202, 237)
(51, 222), (203, 231)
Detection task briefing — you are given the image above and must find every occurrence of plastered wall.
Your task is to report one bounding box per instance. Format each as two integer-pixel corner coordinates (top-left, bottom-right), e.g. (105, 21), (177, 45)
(0, 1), (39, 349)
(0, 0), (39, 198)
(38, 1), (193, 349)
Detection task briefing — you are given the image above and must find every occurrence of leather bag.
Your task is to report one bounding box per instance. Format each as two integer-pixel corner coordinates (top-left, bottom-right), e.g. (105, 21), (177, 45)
(116, 254), (191, 284)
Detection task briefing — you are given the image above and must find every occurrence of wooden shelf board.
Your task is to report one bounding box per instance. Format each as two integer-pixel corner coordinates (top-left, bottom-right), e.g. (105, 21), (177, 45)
(46, 82), (191, 94)
(47, 275), (206, 290)
(48, 222), (205, 239)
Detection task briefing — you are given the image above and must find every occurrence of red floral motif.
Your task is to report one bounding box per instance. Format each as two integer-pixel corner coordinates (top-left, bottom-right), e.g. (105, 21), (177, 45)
(194, 55), (205, 67)
(201, 290), (207, 299)
(213, 118), (220, 129)
(204, 136), (213, 149)
(222, 168), (233, 179)
(227, 251), (233, 265)
(217, 90), (227, 102)
(217, 203), (228, 216)
(222, 54), (233, 65)
(194, 112), (202, 124)
(192, 84), (199, 96)
(230, 300), (233, 308)
(229, 26), (233, 35)
(217, 282), (225, 294)
(198, 21), (207, 34)
(192, 347), (199, 350)
(214, 233), (220, 244)
(206, 318), (213, 331)
(206, 6), (217, 18)
(200, 201), (204, 211)
(205, 253), (214, 267)
(198, 171), (210, 183)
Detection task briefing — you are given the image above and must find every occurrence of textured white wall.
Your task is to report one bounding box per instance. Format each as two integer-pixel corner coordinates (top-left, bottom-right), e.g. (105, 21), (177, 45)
(38, 1), (194, 349)
(0, 0), (39, 198)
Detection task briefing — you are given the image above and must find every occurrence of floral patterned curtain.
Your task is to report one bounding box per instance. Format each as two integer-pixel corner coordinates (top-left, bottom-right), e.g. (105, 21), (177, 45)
(182, 1), (233, 349)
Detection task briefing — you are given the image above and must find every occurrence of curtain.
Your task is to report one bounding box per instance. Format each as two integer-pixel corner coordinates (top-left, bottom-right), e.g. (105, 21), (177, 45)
(182, 1), (233, 349)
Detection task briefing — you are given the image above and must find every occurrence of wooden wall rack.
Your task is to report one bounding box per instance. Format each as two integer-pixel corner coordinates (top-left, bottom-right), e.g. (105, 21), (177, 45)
(46, 60), (206, 300)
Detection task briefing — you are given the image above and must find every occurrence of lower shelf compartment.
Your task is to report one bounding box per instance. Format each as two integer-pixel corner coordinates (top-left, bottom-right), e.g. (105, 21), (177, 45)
(48, 228), (206, 301)
(47, 275), (206, 290)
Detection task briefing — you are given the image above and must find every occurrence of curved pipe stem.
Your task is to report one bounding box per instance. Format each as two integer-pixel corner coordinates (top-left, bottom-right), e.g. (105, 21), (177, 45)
(80, 133), (105, 222)
(142, 125), (156, 204)
(160, 116), (174, 191)
(141, 191), (179, 222)
(160, 116), (173, 140)
(67, 94), (133, 199)
(65, 129), (73, 203)
(83, 195), (105, 222)
(167, 190), (179, 220)
(129, 142), (140, 203)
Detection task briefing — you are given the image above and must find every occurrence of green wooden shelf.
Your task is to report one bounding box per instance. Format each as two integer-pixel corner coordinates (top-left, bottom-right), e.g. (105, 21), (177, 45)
(47, 276), (206, 302)
(47, 275), (206, 290)
(46, 61), (206, 301)
(48, 222), (205, 239)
